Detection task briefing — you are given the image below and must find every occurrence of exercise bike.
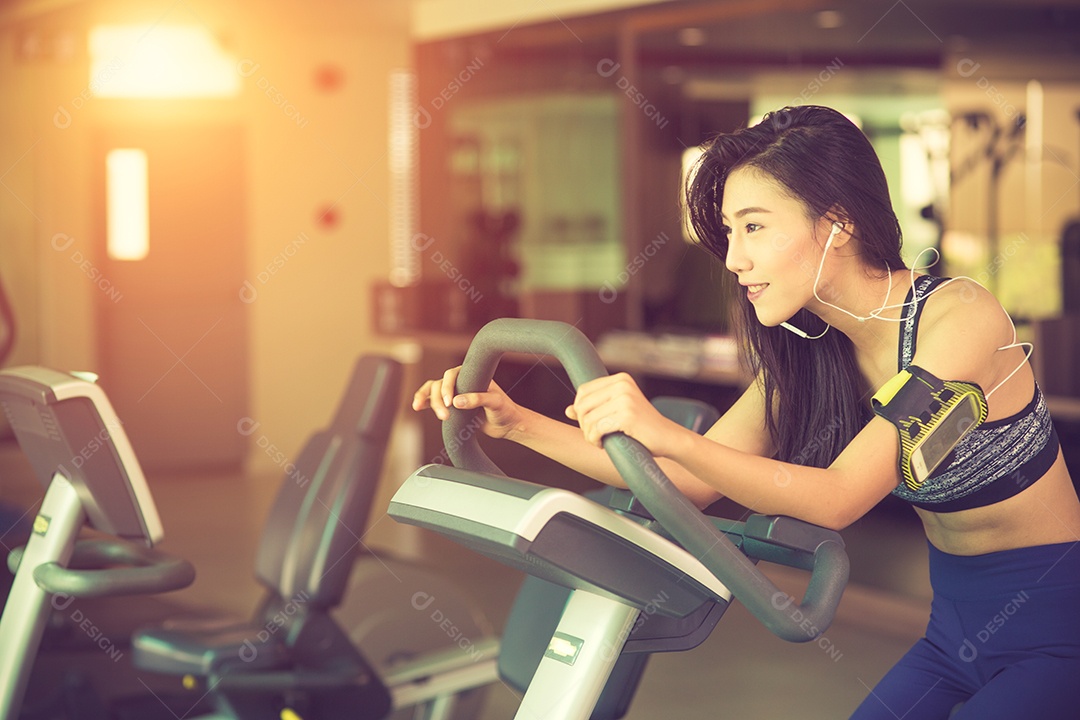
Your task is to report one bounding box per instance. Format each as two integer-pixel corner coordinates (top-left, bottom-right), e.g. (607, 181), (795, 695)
(0, 366), (196, 720)
(387, 318), (851, 719)
(0, 358), (496, 720)
(124, 353), (733, 720)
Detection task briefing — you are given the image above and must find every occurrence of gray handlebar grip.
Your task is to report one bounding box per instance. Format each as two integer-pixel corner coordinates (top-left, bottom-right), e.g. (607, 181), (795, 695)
(446, 318), (848, 642)
(19, 538), (195, 598)
(444, 319), (607, 476)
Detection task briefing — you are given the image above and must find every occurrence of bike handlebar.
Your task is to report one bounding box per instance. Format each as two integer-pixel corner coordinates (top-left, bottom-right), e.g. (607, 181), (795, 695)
(9, 538), (195, 599)
(444, 318), (848, 642)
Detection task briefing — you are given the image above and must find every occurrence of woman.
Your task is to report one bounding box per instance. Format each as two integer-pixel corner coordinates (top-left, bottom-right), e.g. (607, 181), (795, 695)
(412, 105), (1080, 718)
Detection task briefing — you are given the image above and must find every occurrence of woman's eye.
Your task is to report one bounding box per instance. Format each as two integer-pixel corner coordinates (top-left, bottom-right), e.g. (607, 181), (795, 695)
(745, 222), (761, 233)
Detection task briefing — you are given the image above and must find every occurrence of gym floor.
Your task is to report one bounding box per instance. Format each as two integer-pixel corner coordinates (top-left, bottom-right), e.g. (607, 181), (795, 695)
(1, 439), (934, 720)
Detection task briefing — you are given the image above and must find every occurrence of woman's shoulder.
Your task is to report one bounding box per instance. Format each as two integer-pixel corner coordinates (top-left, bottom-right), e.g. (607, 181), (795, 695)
(914, 276), (1016, 373)
(920, 276), (1008, 327)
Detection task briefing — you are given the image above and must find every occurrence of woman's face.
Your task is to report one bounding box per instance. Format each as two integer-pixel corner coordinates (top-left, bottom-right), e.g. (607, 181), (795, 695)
(720, 165), (831, 327)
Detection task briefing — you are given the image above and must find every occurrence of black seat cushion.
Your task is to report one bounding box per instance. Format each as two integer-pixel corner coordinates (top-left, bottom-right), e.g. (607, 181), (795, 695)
(132, 615), (290, 676)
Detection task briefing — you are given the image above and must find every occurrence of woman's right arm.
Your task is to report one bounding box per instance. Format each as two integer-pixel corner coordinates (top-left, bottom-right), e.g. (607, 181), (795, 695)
(412, 366), (774, 509)
(411, 365), (626, 484)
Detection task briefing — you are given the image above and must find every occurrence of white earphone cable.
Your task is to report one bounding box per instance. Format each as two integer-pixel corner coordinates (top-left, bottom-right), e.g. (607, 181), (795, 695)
(783, 221), (1031, 397)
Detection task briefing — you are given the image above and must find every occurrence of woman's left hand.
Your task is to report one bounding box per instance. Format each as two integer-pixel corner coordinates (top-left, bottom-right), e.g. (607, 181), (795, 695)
(566, 372), (684, 456)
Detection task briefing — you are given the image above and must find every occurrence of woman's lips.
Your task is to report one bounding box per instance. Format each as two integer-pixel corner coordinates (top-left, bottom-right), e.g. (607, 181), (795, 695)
(746, 283), (768, 301)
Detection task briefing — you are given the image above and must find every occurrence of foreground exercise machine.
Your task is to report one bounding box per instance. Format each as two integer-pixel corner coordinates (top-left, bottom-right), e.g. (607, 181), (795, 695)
(126, 356), (717, 720)
(0, 367), (196, 720)
(0, 358), (497, 720)
(388, 318), (851, 719)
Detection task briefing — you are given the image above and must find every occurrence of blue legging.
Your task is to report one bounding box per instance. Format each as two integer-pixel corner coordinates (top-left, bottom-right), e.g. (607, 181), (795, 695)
(850, 540), (1080, 719)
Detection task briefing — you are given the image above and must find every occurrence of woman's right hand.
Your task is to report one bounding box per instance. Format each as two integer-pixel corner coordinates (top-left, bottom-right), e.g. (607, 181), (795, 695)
(411, 366), (525, 440)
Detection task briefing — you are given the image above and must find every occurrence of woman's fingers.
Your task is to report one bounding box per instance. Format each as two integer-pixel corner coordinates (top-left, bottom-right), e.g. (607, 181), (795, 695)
(411, 379), (437, 410)
(582, 409), (623, 446)
(451, 392), (490, 410)
(568, 374), (650, 447)
(440, 367), (461, 407)
(411, 366), (465, 420)
(570, 379), (613, 418)
(571, 374), (636, 422)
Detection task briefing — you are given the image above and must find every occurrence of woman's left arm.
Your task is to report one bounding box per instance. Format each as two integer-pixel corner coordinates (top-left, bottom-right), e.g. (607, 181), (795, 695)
(569, 372), (903, 530)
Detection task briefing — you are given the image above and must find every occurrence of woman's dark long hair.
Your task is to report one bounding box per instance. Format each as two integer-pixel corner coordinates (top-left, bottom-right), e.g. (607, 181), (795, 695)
(686, 105), (905, 467)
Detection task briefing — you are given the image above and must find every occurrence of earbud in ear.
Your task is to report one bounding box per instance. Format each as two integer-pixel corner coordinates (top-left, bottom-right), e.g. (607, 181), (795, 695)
(824, 221), (844, 252)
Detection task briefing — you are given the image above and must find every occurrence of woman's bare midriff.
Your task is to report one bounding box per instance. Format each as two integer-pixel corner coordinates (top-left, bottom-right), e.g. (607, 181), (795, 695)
(915, 453), (1080, 555)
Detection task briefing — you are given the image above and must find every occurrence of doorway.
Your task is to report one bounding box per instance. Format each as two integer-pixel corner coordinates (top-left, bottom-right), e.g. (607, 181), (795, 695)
(92, 124), (247, 472)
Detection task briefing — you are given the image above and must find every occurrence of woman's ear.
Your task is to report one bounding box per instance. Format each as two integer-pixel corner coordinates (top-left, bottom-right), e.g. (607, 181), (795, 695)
(822, 209), (854, 250)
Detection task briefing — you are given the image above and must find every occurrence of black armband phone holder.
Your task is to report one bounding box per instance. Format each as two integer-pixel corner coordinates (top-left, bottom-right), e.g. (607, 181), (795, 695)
(871, 365), (988, 491)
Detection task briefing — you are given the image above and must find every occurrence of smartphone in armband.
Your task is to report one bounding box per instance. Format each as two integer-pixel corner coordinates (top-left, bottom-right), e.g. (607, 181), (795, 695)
(871, 366), (989, 491)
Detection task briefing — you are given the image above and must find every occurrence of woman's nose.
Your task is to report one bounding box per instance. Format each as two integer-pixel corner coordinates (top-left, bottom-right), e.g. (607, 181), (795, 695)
(725, 235), (751, 274)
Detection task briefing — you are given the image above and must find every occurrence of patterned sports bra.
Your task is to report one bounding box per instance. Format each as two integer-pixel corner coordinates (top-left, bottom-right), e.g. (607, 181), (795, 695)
(888, 276), (1060, 512)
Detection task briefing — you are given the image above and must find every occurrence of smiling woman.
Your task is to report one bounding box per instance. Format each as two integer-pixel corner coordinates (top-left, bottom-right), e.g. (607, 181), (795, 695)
(676, 105), (1080, 719)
